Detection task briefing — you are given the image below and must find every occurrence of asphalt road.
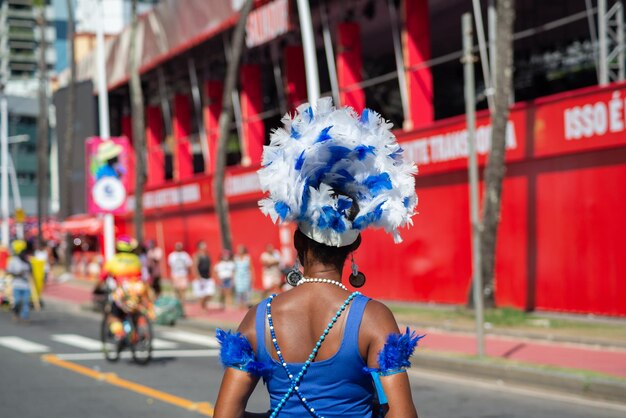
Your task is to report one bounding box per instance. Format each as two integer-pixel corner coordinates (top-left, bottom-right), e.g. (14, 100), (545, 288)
(0, 306), (624, 418)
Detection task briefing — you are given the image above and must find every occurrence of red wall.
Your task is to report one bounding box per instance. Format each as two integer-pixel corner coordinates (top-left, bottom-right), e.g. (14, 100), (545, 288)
(404, 0), (433, 129)
(172, 94), (194, 180)
(535, 159), (626, 316)
(239, 64), (265, 166)
(336, 22), (365, 112)
(126, 82), (626, 317)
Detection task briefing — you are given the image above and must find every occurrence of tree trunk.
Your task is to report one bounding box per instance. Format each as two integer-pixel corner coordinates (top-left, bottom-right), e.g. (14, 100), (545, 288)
(480, 0), (515, 308)
(64, 0), (76, 268)
(36, 6), (49, 247)
(130, 0), (146, 245)
(213, 0), (254, 252)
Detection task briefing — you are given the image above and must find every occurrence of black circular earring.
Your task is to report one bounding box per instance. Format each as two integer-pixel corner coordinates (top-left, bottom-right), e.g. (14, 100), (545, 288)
(348, 254), (366, 288)
(286, 258), (303, 287)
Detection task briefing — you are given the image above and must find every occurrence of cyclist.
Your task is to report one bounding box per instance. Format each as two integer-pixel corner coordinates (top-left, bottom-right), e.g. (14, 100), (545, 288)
(98, 235), (154, 340)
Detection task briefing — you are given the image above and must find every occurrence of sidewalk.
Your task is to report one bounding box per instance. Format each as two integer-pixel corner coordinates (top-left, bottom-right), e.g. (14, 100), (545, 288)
(41, 277), (626, 401)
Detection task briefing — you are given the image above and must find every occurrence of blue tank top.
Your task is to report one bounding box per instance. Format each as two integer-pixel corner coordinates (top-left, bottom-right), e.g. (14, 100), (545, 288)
(255, 294), (374, 417)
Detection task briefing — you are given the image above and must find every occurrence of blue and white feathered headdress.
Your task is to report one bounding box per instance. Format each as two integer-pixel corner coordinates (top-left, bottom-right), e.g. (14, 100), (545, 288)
(258, 98), (417, 247)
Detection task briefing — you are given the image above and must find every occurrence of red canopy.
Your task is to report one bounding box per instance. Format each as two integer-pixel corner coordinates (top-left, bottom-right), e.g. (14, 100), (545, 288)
(60, 214), (103, 235)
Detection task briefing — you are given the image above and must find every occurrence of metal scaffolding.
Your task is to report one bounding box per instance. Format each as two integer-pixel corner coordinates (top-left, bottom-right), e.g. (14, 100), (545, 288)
(598, 0), (625, 85)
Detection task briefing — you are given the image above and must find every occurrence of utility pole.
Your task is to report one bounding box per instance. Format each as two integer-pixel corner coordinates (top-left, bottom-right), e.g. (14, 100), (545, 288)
(130, 0), (146, 245)
(0, 98), (8, 248)
(36, 2), (49, 247)
(64, 0), (77, 268)
(462, 12), (485, 358)
(0, 1), (8, 248)
(96, 0), (114, 260)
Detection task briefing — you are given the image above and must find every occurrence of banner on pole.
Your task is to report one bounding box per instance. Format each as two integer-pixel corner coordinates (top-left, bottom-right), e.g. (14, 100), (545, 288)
(85, 137), (130, 215)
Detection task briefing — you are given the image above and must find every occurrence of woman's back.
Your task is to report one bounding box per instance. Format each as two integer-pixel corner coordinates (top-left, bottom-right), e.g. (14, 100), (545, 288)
(255, 286), (373, 416)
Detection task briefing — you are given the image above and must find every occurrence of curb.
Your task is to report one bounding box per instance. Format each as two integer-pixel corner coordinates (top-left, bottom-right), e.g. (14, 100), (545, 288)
(412, 353), (626, 405)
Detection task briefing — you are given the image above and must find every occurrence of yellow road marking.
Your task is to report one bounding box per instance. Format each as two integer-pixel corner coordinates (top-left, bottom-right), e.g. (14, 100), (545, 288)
(41, 354), (214, 416)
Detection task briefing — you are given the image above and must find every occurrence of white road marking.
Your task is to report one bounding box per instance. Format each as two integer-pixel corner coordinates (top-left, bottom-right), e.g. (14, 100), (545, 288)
(51, 334), (104, 351)
(159, 330), (219, 347)
(0, 336), (50, 353)
(52, 334), (178, 351)
(152, 338), (179, 349)
(54, 349), (219, 361)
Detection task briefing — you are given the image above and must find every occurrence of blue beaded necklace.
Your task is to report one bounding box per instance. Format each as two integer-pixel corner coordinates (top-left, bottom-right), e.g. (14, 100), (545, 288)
(266, 291), (361, 418)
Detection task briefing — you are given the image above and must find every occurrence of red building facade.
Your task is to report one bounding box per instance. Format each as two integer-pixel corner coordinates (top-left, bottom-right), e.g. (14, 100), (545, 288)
(92, 0), (624, 316)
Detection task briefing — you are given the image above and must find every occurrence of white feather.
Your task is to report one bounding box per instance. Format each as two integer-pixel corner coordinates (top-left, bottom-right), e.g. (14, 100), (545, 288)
(257, 98), (418, 246)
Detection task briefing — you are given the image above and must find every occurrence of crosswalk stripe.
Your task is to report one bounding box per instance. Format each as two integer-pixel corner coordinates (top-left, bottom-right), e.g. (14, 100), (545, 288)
(51, 334), (103, 351)
(0, 336), (50, 353)
(159, 330), (218, 347)
(54, 349), (219, 361)
(52, 334), (178, 350)
(152, 338), (179, 349)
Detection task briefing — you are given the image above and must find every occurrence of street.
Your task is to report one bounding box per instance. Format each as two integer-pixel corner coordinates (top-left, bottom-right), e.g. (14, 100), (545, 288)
(0, 307), (623, 418)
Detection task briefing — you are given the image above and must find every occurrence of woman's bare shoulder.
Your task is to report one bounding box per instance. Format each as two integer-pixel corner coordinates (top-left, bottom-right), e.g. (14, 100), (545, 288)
(361, 298), (401, 342)
(236, 303), (260, 351)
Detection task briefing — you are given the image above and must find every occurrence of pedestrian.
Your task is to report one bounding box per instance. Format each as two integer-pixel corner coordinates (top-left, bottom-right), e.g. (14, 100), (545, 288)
(7, 240), (33, 322)
(260, 243), (282, 297)
(137, 244), (150, 283)
(33, 241), (50, 283)
(233, 245), (252, 309)
(167, 242), (192, 317)
(146, 240), (163, 297)
(214, 101), (420, 416)
(214, 249), (235, 309)
(192, 241), (216, 310)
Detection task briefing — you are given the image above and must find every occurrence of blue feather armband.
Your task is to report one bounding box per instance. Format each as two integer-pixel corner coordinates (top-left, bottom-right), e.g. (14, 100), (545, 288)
(364, 328), (424, 376)
(216, 329), (271, 377)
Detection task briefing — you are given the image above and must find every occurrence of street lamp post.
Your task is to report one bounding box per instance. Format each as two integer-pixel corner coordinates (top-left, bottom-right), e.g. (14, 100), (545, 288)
(462, 12), (485, 357)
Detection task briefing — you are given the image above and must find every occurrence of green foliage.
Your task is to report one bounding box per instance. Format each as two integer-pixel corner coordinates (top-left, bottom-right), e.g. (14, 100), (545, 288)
(483, 307), (528, 326)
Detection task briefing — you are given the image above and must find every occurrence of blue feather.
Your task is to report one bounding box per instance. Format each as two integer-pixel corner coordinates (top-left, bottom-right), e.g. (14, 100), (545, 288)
(216, 329), (272, 377)
(290, 126), (301, 139)
(377, 328), (424, 370)
(388, 147), (404, 161)
(336, 169), (355, 183)
(403, 196), (411, 208)
(354, 145), (376, 160)
(298, 182), (311, 220)
(317, 206), (347, 232)
(315, 125), (333, 143)
(295, 150), (306, 171)
(337, 196), (353, 212)
(360, 108), (370, 124)
(306, 146), (352, 188)
(304, 106), (313, 121)
(274, 201), (291, 221)
(327, 145), (351, 166)
(363, 328), (424, 375)
(363, 173), (392, 196)
(353, 201), (385, 230)
(308, 168), (326, 188)
(327, 169), (354, 190)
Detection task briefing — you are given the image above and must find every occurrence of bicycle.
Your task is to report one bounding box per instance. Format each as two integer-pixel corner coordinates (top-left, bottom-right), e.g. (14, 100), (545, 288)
(99, 287), (153, 365)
